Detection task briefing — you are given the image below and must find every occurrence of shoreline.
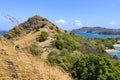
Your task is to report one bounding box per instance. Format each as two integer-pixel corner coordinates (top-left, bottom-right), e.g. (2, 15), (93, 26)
(105, 44), (120, 58)
(105, 49), (118, 53)
(105, 44), (120, 53)
(114, 44), (120, 47)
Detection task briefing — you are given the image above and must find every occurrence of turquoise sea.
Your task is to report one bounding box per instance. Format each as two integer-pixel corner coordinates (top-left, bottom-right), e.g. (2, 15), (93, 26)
(109, 51), (120, 58)
(109, 46), (120, 58)
(75, 32), (120, 38)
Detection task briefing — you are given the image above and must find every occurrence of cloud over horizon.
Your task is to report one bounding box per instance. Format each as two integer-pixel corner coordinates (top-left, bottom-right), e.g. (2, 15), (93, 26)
(55, 19), (66, 24)
(73, 20), (82, 27)
(55, 19), (83, 30)
(109, 21), (116, 25)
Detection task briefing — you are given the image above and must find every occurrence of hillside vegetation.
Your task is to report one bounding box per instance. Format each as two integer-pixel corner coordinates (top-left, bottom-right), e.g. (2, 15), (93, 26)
(0, 15), (119, 80)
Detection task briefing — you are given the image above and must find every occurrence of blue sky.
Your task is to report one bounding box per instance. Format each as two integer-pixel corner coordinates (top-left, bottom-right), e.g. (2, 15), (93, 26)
(0, 0), (120, 30)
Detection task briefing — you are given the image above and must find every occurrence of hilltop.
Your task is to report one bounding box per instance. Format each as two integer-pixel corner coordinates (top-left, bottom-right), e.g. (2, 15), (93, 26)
(71, 27), (120, 35)
(0, 15), (119, 80)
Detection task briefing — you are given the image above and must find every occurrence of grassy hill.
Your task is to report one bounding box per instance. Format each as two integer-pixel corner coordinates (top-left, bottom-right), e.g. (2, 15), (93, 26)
(0, 15), (72, 80)
(0, 15), (119, 80)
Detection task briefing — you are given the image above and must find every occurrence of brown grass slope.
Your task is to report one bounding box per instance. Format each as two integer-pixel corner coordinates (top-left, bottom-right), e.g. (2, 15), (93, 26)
(0, 15), (72, 80)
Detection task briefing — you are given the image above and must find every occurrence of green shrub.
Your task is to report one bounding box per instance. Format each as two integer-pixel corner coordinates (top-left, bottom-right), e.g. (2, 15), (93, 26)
(49, 26), (54, 30)
(72, 55), (120, 80)
(36, 31), (49, 42)
(54, 40), (63, 50)
(13, 27), (21, 35)
(33, 25), (41, 32)
(42, 18), (48, 21)
(54, 34), (78, 51)
(30, 44), (40, 56)
(48, 52), (120, 79)
(15, 45), (20, 49)
(48, 49), (80, 71)
(28, 18), (32, 24)
(56, 29), (61, 33)
(94, 38), (116, 49)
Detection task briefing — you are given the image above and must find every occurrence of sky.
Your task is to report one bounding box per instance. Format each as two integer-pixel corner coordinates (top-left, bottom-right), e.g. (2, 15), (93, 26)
(0, 0), (120, 30)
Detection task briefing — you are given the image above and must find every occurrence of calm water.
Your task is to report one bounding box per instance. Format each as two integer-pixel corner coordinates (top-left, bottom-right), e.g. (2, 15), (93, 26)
(114, 46), (120, 51)
(109, 46), (120, 58)
(0, 31), (7, 35)
(75, 32), (120, 38)
(109, 51), (120, 58)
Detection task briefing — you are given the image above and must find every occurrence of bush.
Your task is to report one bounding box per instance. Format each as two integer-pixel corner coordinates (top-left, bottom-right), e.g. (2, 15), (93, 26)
(33, 25), (41, 32)
(48, 49), (80, 71)
(56, 29), (61, 33)
(15, 45), (20, 49)
(54, 40), (63, 50)
(36, 31), (49, 42)
(42, 18), (48, 21)
(30, 44), (40, 56)
(72, 55), (120, 80)
(94, 38), (116, 49)
(28, 18), (32, 24)
(49, 26), (54, 30)
(54, 34), (78, 51)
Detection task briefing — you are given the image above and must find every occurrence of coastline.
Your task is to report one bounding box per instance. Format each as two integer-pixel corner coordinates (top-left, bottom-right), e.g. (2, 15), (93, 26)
(106, 44), (120, 53)
(114, 44), (120, 47)
(105, 49), (118, 53)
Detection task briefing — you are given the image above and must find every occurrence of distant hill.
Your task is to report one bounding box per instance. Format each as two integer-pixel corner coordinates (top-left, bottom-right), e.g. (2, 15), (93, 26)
(71, 27), (120, 35)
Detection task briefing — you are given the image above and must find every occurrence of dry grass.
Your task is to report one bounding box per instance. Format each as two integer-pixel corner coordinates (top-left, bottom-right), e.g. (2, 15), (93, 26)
(0, 27), (73, 80)
(33, 59), (72, 80)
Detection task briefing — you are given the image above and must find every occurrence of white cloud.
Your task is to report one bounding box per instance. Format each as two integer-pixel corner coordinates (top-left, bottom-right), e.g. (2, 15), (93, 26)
(73, 20), (82, 26)
(55, 19), (66, 24)
(54, 19), (83, 30)
(109, 21), (116, 25)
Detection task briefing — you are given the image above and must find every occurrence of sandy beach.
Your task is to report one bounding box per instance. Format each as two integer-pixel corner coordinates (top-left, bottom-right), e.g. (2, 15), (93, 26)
(105, 44), (120, 53)
(105, 49), (118, 53)
(114, 44), (120, 47)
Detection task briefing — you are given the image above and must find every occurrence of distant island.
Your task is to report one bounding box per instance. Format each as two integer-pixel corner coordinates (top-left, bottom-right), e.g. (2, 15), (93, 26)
(71, 27), (120, 35)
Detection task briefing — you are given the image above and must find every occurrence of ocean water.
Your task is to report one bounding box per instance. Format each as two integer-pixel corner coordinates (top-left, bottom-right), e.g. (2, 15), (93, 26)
(109, 46), (120, 58)
(114, 46), (120, 51)
(109, 51), (120, 58)
(0, 31), (7, 35)
(75, 32), (120, 38)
